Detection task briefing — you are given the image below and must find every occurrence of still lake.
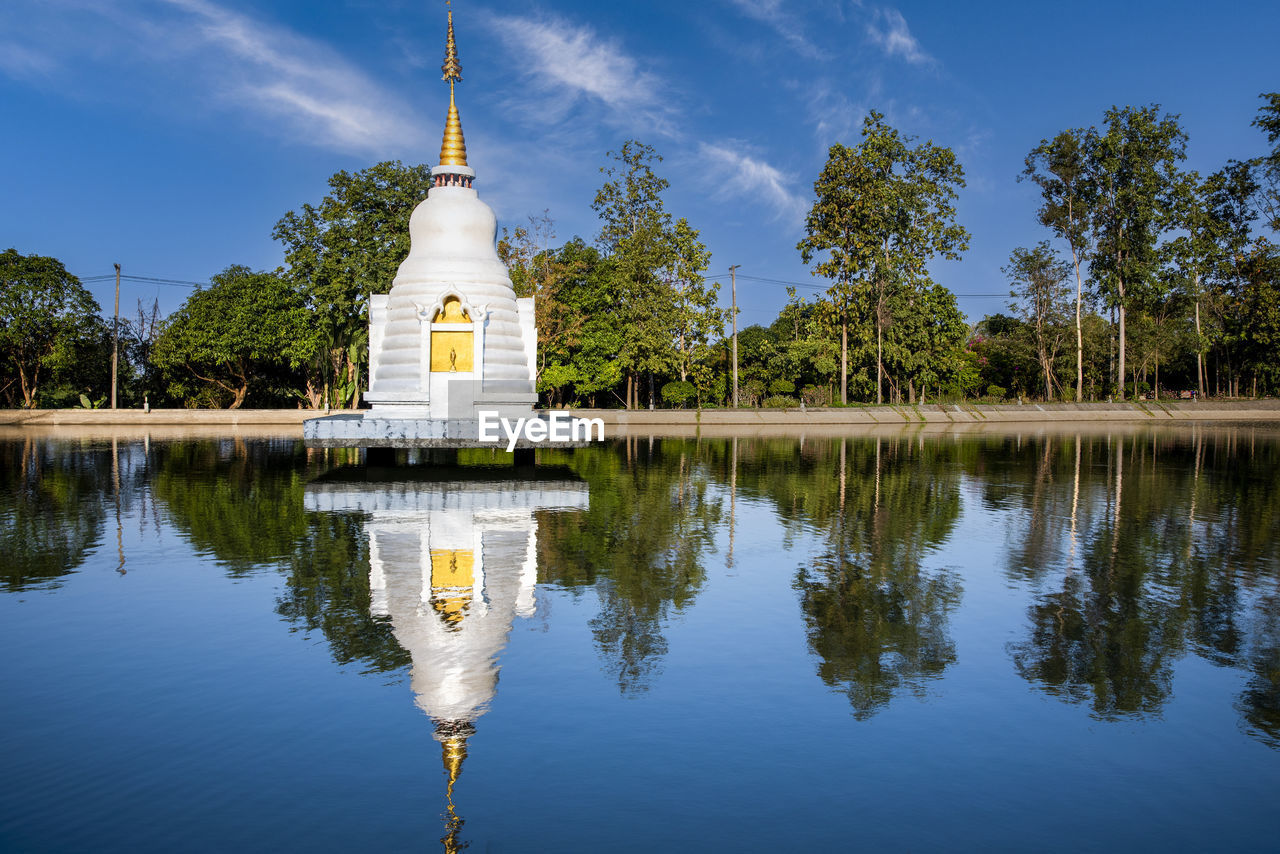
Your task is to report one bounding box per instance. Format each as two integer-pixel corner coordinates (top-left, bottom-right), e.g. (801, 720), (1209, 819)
(2, 427), (1278, 852)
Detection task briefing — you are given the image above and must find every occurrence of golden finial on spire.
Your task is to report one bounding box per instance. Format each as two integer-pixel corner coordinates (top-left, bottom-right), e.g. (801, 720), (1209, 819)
(437, 721), (472, 854)
(438, 4), (468, 167)
(441, 4), (462, 83)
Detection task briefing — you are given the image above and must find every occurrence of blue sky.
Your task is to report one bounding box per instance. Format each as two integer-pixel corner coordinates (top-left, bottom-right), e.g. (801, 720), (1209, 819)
(3, 0), (1277, 328)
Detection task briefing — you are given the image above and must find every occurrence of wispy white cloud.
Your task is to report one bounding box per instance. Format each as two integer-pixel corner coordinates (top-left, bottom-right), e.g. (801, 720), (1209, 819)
(155, 0), (427, 153)
(865, 8), (932, 66)
(485, 12), (674, 135)
(699, 141), (807, 227)
(0, 41), (58, 78)
(723, 0), (825, 60)
(0, 0), (428, 156)
(805, 79), (874, 146)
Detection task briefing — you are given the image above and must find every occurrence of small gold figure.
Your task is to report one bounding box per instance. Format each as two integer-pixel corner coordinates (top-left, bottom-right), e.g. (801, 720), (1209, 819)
(449, 347), (458, 372)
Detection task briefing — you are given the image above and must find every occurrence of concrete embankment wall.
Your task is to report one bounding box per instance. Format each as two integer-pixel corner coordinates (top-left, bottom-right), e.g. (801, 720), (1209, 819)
(580, 400), (1280, 427)
(2, 401), (1278, 441)
(0, 409), (315, 426)
(2, 400), (1279, 426)
(0, 408), (313, 441)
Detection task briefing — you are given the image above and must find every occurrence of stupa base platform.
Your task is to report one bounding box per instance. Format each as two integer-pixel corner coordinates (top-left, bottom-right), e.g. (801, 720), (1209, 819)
(303, 412), (600, 450)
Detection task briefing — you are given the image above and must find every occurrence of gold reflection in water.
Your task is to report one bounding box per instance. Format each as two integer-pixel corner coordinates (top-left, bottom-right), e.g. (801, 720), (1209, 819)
(430, 549), (475, 628)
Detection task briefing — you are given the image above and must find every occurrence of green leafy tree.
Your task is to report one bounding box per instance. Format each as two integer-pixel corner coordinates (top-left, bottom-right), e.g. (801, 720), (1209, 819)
(593, 141), (717, 408)
(1023, 129), (1096, 400)
(970, 314), (1039, 399)
(1239, 243), (1280, 394)
(665, 217), (723, 391)
(661, 380), (696, 407)
(1204, 160), (1262, 396)
(771, 289), (840, 401)
(152, 266), (318, 408)
(1086, 105), (1187, 398)
(593, 141), (677, 408)
(498, 210), (579, 396)
(1005, 243), (1073, 400)
(0, 249), (103, 407)
(883, 280), (968, 403)
(1252, 92), (1280, 231)
(1164, 169), (1228, 396)
(273, 161), (433, 409)
(515, 238), (626, 407)
(799, 111), (970, 404)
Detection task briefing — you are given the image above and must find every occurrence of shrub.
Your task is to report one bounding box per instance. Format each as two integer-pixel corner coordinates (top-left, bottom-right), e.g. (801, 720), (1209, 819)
(742, 379), (766, 407)
(661, 380), (697, 408)
(768, 379), (795, 395)
(763, 395), (797, 408)
(986, 384), (1007, 400)
(801, 385), (829, 407)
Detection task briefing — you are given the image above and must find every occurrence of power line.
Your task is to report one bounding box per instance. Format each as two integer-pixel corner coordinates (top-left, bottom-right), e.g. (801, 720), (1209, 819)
(75, 272), (206, 288)
(125, 274), (207, 287)
(722, 271), (1013, 298)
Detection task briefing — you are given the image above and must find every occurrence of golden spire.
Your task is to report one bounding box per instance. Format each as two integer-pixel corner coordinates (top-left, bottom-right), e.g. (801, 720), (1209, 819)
(437, 722), (472, 854)
(438, 6), (468, 167)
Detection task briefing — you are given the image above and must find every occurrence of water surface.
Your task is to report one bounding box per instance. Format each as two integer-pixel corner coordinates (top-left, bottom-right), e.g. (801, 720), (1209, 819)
(2, 428), (1278, 851)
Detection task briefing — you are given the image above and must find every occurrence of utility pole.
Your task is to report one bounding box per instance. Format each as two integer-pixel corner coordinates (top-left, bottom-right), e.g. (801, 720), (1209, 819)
(111, 263), (121, 409)
(729, 264), (740, 408)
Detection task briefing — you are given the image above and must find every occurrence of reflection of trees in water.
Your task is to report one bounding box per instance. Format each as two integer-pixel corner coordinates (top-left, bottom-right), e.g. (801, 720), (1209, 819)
(798, 554), (962, 719)
(152, 440), (315, 574)
(120, 430), (1280, 747)
(1240, 596), (1280, 748)
(275, 510), (409, 674)
(155, 437), (723, 692)
(537, 442), (721, 694)
(735, 437), (965, 719)
(0, 438), (113, 590)
(152, 440), (407, 674)
(997, 430), (1280, 744)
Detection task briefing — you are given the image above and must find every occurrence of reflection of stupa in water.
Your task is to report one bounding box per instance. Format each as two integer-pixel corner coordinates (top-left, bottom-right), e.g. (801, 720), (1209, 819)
(305, 468), (587, 848)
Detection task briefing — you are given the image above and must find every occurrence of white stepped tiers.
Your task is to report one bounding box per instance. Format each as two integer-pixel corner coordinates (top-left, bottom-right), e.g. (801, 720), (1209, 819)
(365, 165), (537, 420)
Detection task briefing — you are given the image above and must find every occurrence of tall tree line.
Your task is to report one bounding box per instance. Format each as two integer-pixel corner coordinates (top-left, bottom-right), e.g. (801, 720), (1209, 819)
(3, 95), (1277, 408)
(1015, 95), (1280, 400)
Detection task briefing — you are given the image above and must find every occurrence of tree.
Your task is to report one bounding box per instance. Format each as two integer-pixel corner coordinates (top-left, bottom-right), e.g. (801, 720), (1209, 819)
(664, 217), (722, 394)
(1087, 105), (1187, 399)
(1005, 243), (1072, 400)
(592, 141), (716, 409)
(799, 111), (970, 404)
(272, 161), (433, 409)
(1205, 160), (1262, 396)
(152, 266), (318, 408)
(1253, 92), (1280, 232)
(1023, 130), (1096, 400)
(122, 298), (164, 406)
(1164, 169), (1227, 397)
(0, 249), (103, 408)
(772, 289), (840, 402)
(499, 211), (577, 393)
(1238, 242), (1280, 394)
(507, 238), (626, 407)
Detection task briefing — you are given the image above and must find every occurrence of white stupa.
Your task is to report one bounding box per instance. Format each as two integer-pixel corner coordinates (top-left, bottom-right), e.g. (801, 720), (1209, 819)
(316, 10), (536, 440)
(304, 9), (602, 453)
